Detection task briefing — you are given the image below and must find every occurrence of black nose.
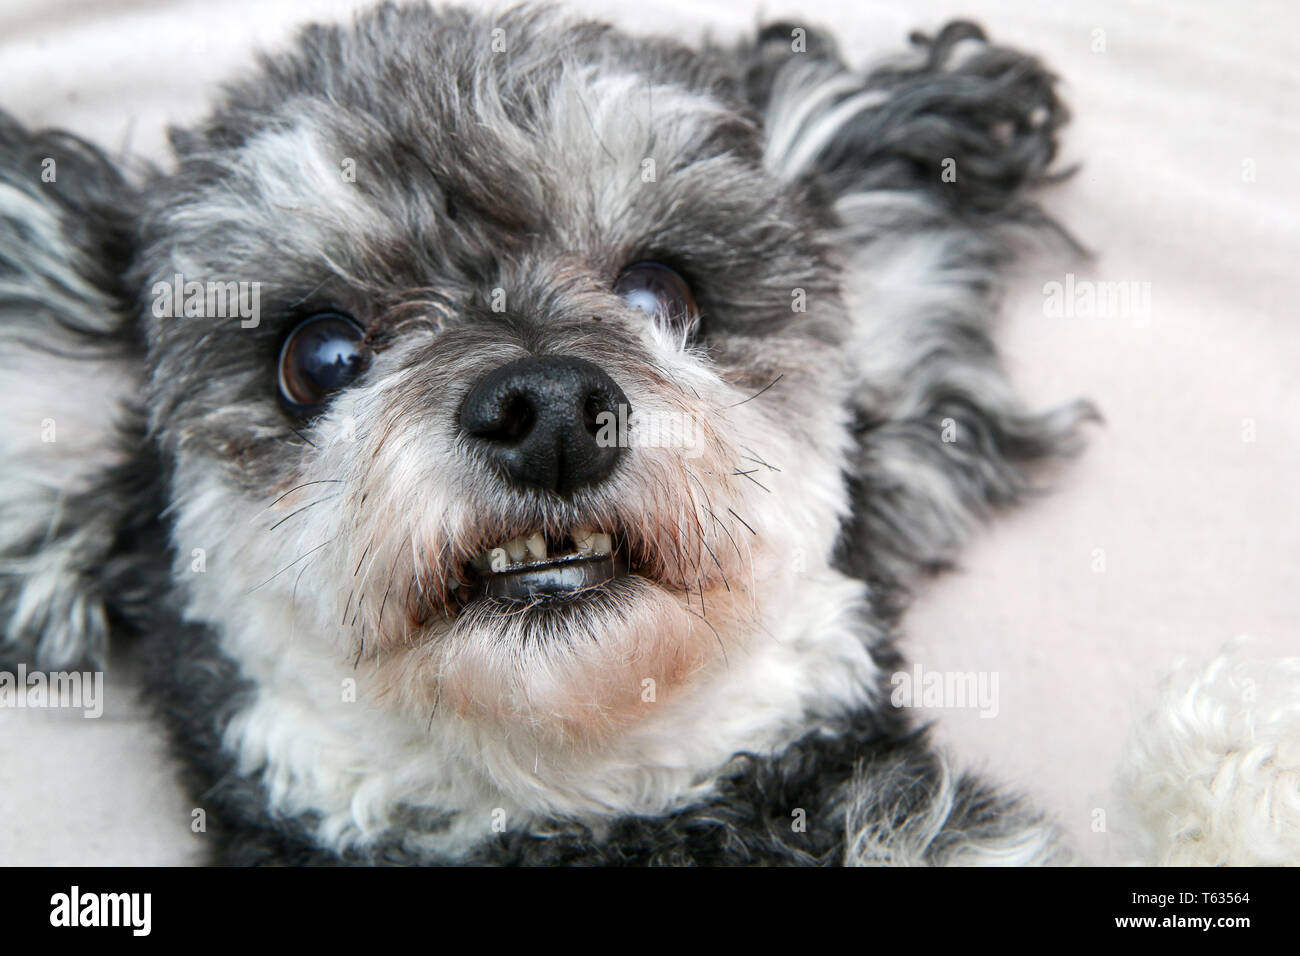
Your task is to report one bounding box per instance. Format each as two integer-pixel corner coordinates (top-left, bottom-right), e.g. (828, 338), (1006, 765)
(459, 355), (628, 495)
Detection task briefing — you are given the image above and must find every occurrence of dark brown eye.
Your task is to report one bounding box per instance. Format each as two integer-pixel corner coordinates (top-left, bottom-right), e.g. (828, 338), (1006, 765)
(613, 262), (698, 336)
(277, 313), (367, 412)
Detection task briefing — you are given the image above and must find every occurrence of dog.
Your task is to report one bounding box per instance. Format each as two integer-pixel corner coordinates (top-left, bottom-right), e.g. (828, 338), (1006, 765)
(2, 2), (1293, 866)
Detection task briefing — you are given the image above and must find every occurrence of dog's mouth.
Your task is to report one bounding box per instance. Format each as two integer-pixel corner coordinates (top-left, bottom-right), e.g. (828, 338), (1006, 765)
(463, 527), (630, 603)
(407, 512), (729, 625)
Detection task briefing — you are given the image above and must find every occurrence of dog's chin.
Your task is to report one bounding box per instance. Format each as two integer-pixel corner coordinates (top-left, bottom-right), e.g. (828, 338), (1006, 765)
(341, 497), (762, 744)
(366, 557), (751, 746)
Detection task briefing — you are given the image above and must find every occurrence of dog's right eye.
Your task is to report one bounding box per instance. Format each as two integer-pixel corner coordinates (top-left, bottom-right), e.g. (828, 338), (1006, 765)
(277, 313), (368, 412)
(614, 262), (699, 337)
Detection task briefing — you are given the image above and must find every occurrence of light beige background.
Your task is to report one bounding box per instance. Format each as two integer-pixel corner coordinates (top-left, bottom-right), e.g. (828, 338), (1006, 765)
(0, 0), (1295, 865)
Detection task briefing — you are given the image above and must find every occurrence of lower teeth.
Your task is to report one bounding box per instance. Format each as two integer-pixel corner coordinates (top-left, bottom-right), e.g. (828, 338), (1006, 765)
(480, 552), (624, 600)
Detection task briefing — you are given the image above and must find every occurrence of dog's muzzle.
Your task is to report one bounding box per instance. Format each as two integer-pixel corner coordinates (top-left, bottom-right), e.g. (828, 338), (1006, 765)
(459, 354), (628, 496)
(457, 355), (631, 604)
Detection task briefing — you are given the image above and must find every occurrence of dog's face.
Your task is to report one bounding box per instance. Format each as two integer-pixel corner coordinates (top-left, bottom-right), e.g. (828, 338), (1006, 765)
(139, 9), (854, 752)
(2, 3), (1088, 837)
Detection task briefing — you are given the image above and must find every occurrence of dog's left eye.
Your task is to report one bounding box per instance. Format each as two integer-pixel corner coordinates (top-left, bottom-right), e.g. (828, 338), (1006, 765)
(614, 262), (698, 335)
(277, 313), (368, 412)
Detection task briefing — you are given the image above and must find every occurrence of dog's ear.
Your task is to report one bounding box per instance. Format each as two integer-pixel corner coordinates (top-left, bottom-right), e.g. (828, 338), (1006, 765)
(0, 113), (153, 669)
(742, 22), (1096, 584)
(746, 20), (1070, 221)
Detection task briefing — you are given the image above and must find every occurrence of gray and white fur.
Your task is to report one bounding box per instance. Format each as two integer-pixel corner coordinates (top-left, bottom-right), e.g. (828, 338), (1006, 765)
(0, 3), (1096, 865)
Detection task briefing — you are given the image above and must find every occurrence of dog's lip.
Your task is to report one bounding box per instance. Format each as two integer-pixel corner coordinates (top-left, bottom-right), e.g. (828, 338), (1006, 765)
(476, 551), (627, 601)
(458, 526), (632, 605)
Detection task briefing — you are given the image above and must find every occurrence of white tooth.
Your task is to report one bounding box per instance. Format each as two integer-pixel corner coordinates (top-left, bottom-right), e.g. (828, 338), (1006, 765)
(525, 532), (546, 561)
(505, 538), (527, 562)
(591, 532), (612, 555)
(489, 548), (510, 573)
(574, 528), (595, 553)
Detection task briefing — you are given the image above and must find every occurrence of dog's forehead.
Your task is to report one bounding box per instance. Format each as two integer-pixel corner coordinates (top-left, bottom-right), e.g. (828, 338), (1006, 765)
(328, 63), (758, 259)
(159, 28), (767, 296)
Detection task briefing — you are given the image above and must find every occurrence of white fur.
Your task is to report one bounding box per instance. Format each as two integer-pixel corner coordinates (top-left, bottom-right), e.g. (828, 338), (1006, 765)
(1115, 640), (1300, 866)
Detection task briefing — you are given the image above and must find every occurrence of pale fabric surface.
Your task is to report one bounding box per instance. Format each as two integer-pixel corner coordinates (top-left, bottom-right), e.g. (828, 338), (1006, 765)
(0, 0), (1294, 865)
